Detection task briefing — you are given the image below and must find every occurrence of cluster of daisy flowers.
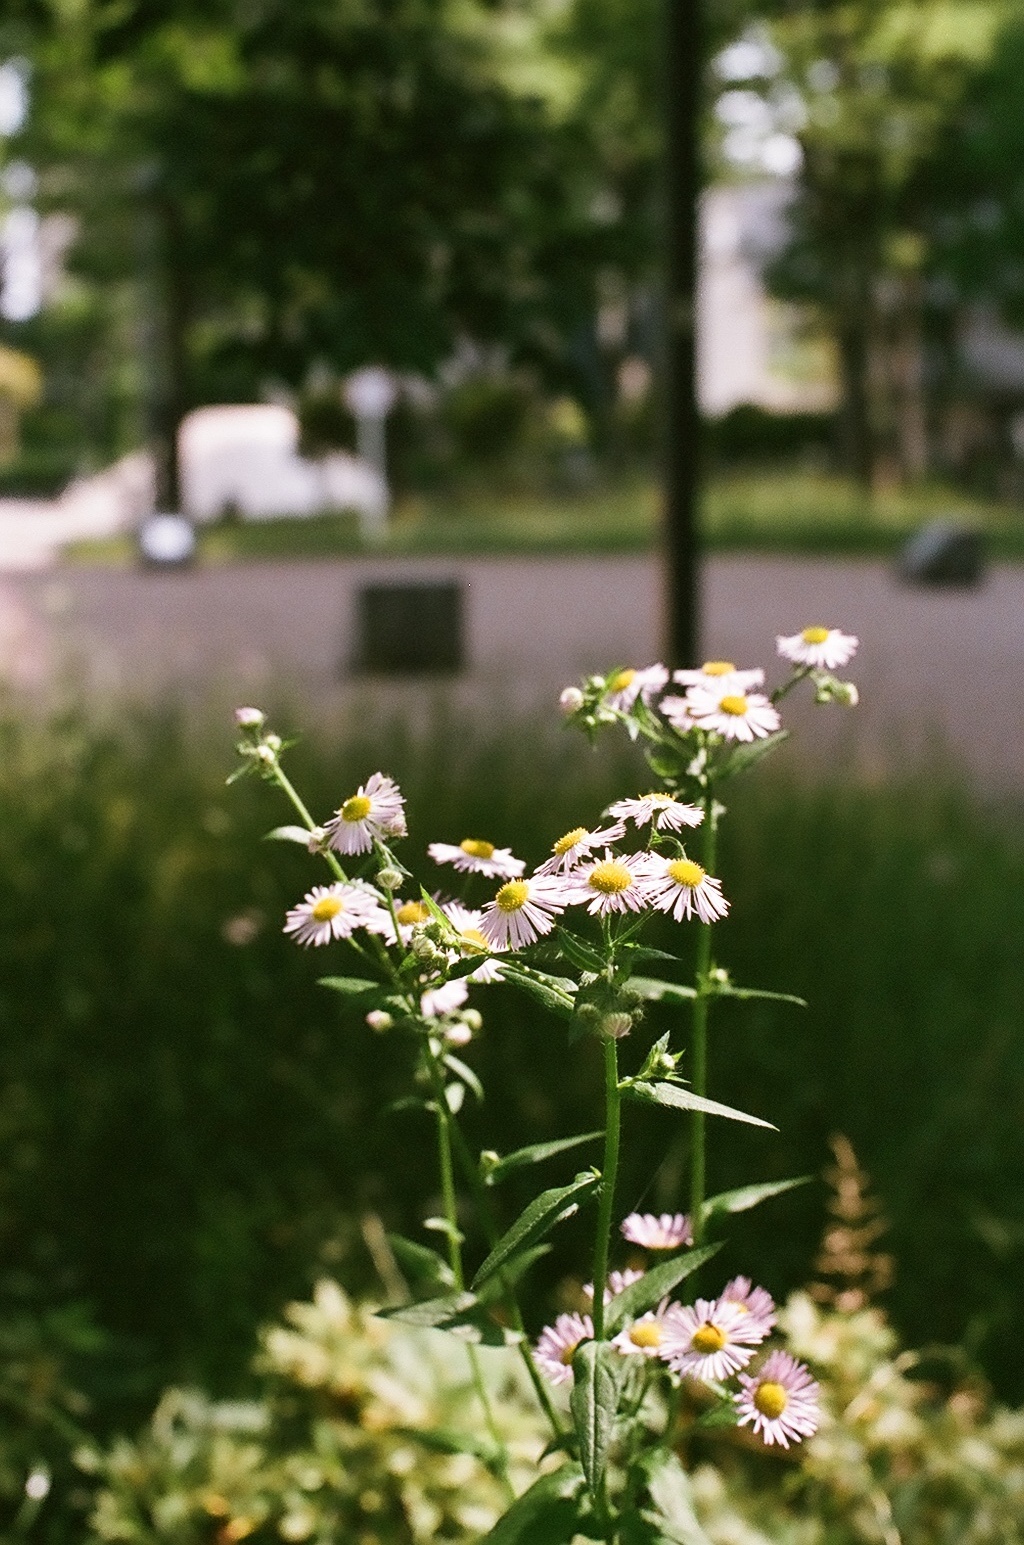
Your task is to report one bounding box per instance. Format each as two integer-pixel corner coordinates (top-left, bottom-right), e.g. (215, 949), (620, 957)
(466, 792), (728, 952)
(562, 625), (859, 743)
(534, 1211), (820, 1449)
(280, 771), (732, 1000)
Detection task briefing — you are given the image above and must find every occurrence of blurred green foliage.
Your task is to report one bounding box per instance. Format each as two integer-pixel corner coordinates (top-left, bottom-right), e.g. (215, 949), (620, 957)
(1, 697), (1024, 1472)
(82, 1281), (1024, 1545)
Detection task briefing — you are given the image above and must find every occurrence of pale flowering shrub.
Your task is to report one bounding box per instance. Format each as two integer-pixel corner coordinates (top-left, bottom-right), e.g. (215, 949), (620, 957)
(82, 1282), (547, 1545)
(223, 629), (863, 1541)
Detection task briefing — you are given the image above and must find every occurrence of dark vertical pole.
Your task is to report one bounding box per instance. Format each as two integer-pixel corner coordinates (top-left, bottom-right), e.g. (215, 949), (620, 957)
(664, 0), (702, 667)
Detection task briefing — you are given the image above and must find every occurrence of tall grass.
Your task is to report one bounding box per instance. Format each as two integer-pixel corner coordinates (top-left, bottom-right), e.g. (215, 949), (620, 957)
(0, 698), (1022, 1431)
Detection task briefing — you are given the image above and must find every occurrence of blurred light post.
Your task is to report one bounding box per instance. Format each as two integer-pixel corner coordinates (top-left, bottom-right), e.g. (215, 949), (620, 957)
(664, 0), (701, 667)
(345, 366), (396, 541)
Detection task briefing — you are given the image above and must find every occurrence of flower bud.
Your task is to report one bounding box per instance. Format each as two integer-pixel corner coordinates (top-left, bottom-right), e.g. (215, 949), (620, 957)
(264, 733), (282, 753)
(376, 867), (403, 891)
(366, 1010), (393, 1033)
(234, 706), (265, 730)
(445, 1022), (473, 1046)
(462, 1009), (483, 1033)
(559, 686), (584, 716)
(600, 1011), (634, 1040)
(256, 744), (276, 765)
(306, 826), (327, 853)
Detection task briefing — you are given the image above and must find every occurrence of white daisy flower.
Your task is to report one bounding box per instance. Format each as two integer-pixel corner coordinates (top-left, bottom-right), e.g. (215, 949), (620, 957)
(612, 1303), (676, 1359)
(479, 875), (568, 950)
(428, 839), (525, 879)
(719, 1276), (776, 1342)
(420, 977), (470, 1018)
(606, 793), (703, 834)
(734, 1350), (820, 1448)
(658, 694), (695, 733)
(535, 822), (626, 876)
(672, 661), (765, 692)
(564, 851), (654, 917)
(582, 1266), (646, 1306)
(283, 883), (384, 948)
(684, 685), (781, 743)
(777, 626), (858, 671)
(534, 1311), (594, 1386)
(660, 1298), (756, 1383)
(644, 856), (729, 925)
(442, 902), (505, 983)
(620, 1212), (693, 1250)
(603, 663), (669, 713)
(324, 772), (407, 855)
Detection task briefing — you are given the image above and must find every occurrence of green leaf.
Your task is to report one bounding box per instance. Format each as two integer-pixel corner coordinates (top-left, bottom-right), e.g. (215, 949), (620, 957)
(418, 887), (457, 934)
(555, 927), (606, 973)
(318, 975), (381, 997)
(472, 1170), (601, 1291)
(630, 977), (697, 1004)
(480, 1465), (585, 1545)
(500, 964), (577, 1019)
(646, 746), (688, 780)
(423, 1215), (464, 1245)
(624, 1081), (776, 1130)
(626, 946), (684, 966)
(484, 1132), (604, 1187)
(717, 729), (789, 782)
(443, 1053), (483, 1102)
(712, 982), (807, 1008)
(392, 1424), (499, 1466)
(639, 1451), (714, 1545)
(476, 1243), (551, 1303)
(702, 1176), (811, 1223)
(694, 1400), (740, 1430)
(264, 823), (311, 846)
(604, 1244), (722, 1334)
(385, 1234), (455, 1292)
(377, 1292), (519, 1346)
(570, 1340), (625, 1498)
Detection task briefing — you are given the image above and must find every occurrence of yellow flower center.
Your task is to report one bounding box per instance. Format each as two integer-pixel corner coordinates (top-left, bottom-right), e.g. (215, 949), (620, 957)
(559, 1338), (582, 1366)
(667, 859), (705, 889)
(801, 626), (830, 645)
(461, 927), (489, 951)
(588, 860), (633, 895)
(396, 901), (429, 926)
(753, 1381), (789, 1420)
(553, 826), (588, 855)
(460, 838), (495, 860)
(608, 668), (636, 692)
(692, 1322), (726, 1354)
(495, 880), (529, 913)
(702, 660), (736, 676)
(311, 896), (343, 922)
(629, 1321), (663, 1350)
(341, 793), (372, 823)
(719, 694), (749, 716)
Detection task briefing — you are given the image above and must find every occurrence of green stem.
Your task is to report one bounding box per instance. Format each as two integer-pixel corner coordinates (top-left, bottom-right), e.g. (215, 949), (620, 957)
(690, 790), (719, 1249)
(425, 1053), (512, 1499)
(268, 758), (350, 883)
(447, 1119), (567, 1442)
(591, 1038), (622, 1344)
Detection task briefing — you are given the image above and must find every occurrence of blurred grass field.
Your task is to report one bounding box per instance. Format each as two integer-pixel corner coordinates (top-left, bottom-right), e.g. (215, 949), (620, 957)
(64, 468), (1024, 565)
(1, 694), (1023, 1440)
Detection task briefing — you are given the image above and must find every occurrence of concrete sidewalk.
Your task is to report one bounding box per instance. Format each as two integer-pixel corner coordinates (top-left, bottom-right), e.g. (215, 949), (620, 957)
(0, 552), (1020, 788)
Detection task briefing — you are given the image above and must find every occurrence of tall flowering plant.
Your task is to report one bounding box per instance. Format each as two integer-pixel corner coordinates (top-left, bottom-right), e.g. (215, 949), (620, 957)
(230, 623), (860, 1543)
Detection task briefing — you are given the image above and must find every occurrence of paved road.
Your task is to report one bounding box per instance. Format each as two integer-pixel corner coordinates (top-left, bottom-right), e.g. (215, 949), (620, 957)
(0, 552), (1020, 788)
